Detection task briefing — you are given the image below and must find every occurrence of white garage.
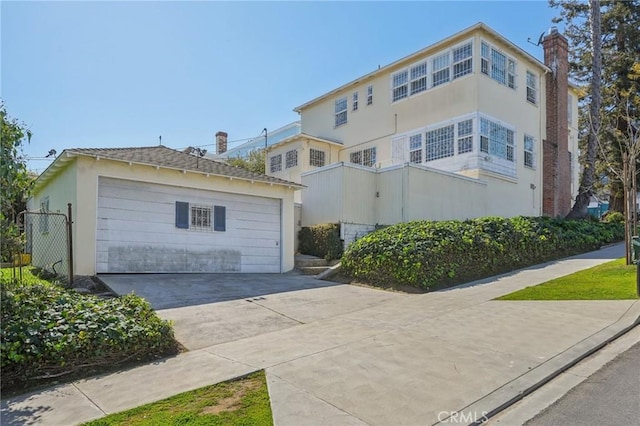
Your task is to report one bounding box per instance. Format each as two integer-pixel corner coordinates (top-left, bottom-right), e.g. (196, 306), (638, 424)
(28, 146), (302, 276)
(96, 177), (282, 273)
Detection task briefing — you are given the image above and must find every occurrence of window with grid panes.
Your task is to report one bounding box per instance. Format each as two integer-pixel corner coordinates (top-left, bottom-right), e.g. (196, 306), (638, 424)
(410, 61), (428, 95)
(526, 71), (537, 104)
(457, 119), (473, 154)
(367, 85), (373, 105)
(482, 41), (516, 90)
(392, 70), (408, 102)
(432, 52), (450, 87)
(479, 117), (515, 162)
(335, 97), (347, 126)
(524, 135), (535, 168)
(190, 205), (212, 230)
(507, 59), (516, 89)
(285, 149), (298, 168)
(352, 91), (358, 111)
(452, 42), (473, 79)
(350, 150), (362, 165)
(309, 149), (325, 167)
(426, 125), (454, 161)
(409, 134), (423, 163)
(363, 147), (377, 167)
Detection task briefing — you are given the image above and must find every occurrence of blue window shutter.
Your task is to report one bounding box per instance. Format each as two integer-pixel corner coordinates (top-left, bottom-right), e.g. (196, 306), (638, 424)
(214, 205), (226, 231)
(176, 202), (189, 229)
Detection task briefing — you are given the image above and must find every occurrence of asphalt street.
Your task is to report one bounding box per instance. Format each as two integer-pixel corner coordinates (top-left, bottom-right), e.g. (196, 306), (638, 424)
(526, 342), (640, 426)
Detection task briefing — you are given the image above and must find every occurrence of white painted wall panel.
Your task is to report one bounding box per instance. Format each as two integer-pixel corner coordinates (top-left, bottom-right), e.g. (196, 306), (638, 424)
(96, 177), (281, 273)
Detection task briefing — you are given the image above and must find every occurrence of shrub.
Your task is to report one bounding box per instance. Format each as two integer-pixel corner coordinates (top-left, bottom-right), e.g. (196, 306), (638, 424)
(298, 223), (343, 261)
(0, 272), (178, 392)
(342, 216), (623, 291)
(602, 211), (624, 224)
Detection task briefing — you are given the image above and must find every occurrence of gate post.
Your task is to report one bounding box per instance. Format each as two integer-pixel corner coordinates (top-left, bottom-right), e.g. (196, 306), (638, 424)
(68, 203), (74, 285)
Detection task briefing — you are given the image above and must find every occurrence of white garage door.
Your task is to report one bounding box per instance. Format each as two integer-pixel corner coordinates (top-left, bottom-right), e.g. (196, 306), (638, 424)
(96, 177), (281, 273)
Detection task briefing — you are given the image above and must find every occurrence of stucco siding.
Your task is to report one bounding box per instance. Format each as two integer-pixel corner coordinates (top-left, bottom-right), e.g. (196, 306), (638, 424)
(300, 165), (344, 226)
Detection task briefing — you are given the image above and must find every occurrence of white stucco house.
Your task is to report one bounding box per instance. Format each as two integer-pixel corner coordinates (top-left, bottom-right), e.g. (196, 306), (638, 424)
(265, 22), (581, 244)
(27, 146), (302, 275)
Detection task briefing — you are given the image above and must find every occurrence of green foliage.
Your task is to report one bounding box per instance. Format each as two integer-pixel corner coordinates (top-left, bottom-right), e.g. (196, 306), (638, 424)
(498, 258), (637, 300)
(226, 149), (266, 175)
(1, 103), (34, 261)
(342, 217), (624, 291)
(602, 211), (624, 223)
(0, 269), (178, 391)
(82, 371), (273, 426)
(298, 223), (343, 261)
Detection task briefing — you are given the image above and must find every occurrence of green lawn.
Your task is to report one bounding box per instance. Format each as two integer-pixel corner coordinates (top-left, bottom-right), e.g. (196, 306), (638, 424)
(82, 371), (273, 426)
(498, 258), (638, 300)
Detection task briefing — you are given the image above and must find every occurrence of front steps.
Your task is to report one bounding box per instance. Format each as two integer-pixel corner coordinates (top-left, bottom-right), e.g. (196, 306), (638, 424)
(295, 254), (339, 276)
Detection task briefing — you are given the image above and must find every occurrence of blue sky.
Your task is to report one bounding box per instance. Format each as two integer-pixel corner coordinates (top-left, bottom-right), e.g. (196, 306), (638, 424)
(2, 1), (563, 173)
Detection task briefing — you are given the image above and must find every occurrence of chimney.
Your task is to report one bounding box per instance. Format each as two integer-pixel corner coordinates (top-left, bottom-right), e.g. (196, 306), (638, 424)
(216, 131), (228, 155)
(542, 27), (571, 217)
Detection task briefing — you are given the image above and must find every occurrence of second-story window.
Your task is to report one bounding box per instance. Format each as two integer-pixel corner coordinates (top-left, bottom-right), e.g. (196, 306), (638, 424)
(309, 149), (326, 167)
(367, 85), (373, 105)
(524, 135), (535, 168)
(269, 154), (282, 173)
(285, 149), (298, 168)
(352, 91), (359, 111)
(526, 71), (537, 104)
(335, 97), (347, 126)
(409, 134), (423, 163)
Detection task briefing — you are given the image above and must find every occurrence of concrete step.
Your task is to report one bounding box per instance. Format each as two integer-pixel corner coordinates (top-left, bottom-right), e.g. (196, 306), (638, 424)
(295, 255), (330, 268)
(297, 266), (332, 276)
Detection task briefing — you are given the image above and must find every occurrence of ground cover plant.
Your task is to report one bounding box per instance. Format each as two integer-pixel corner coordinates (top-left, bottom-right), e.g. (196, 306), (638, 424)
(342, 216), (623, 291)
(497, 258), (637, 300)
(0, 267), (179, 393)
(82, 371), (272, 426)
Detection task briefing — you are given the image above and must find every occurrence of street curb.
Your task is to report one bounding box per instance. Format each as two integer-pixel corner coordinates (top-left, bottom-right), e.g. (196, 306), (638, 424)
(440, 300), (640, 425)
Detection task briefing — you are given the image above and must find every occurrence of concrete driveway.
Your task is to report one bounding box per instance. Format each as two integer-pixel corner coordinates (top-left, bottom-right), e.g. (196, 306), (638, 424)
(99, 273), (405, 350)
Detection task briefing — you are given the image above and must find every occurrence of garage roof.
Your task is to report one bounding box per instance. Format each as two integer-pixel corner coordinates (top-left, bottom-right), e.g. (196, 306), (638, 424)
(34, 145), (305, 192)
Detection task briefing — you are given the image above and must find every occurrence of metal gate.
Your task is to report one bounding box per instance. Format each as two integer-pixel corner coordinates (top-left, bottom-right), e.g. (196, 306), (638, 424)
(17, 207), (73, 285)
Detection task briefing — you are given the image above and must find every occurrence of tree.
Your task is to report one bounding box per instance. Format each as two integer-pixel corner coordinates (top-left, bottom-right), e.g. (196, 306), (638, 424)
(1, 103), (33, 262)
(225, 149), (266, 174)
(565, 0), (602, 219)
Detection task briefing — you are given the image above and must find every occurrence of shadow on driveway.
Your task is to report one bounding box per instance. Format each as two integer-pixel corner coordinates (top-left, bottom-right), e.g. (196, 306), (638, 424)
(98, 272), (339, 310)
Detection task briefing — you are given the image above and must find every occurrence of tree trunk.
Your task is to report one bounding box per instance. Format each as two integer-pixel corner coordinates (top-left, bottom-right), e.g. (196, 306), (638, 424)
(567, 0), (602, 219)
(609, 180), (625, 212)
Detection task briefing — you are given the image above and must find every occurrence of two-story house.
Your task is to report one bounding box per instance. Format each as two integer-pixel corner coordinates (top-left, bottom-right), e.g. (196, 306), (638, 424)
(266, 22), (580, 244)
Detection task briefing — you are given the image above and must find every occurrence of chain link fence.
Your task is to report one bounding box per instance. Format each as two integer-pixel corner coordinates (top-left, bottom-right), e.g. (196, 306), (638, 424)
(17, 210), (72, 285)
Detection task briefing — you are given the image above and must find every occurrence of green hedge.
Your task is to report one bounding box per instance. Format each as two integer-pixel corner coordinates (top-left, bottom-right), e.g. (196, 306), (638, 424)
(298, 223), (343, 261)
(342, 216), (624, 291)
(1, 273), (178, 392)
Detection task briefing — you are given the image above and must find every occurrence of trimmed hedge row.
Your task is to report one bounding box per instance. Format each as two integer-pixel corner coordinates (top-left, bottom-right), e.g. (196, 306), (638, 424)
(1, 275), (179, 392)
(298, 223), (343, 261)
(342, 216), (623, 291)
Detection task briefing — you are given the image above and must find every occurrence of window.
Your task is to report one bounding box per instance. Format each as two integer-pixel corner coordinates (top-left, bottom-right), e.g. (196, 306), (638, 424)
(352, 91), (358, 111)
(452, 42), (473, 79)
(269, 154), (282, 173)
(480, 117), (515, 162)
(350, 147), (377, 167)
(392, 70), (408, 102)
(175, 201), (189, 229)
(409, 134), (422, 163)
(214, 206), (226, 232)
(432, 53), (450, 87)
(524, 135), (535, 168)
(309, 148), (326, 167)
(335, 97), (347, 126)
(285, 149), (298, 168)
(410, 61), (428, 95)
(367, 85), (373, 105)
(568, 94), (573, 124)
(191, 205), (212, 230)
(482, 41), (516, 89)
(426, 125), (455, 161)
(526, 71), (537, 103)
(457, 119), (473, 154)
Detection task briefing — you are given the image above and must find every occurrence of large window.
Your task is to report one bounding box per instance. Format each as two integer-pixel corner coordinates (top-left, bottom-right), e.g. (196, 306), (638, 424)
(335, 97), (347, 126)
(480, 117), (515, 161)
(392, 70), (409, 102)
(457, 119), (473, 154)
(452, 42), (473, 79)
(426, 125), (455, 161)
(350, 147), (377, 167)
(411, 61), (428, 95)
(526, 71), (537, 104)
(285, 149), (298, 169)
(524, 134), (535, 168)
(409, 134), (422, 163)
(269, 154), (282, 173)
(432, 53), (450, 87)
(482, 41), (516, 89)
(309, 148), (325, 167)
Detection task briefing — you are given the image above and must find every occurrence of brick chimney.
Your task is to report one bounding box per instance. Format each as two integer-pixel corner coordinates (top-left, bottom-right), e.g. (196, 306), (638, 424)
(216, 131), (228, 155)
(542, 27), (571, 217)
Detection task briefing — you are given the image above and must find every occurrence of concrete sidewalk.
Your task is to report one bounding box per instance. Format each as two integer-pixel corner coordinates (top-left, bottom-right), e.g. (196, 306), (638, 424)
(2, 243), (639, 426)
